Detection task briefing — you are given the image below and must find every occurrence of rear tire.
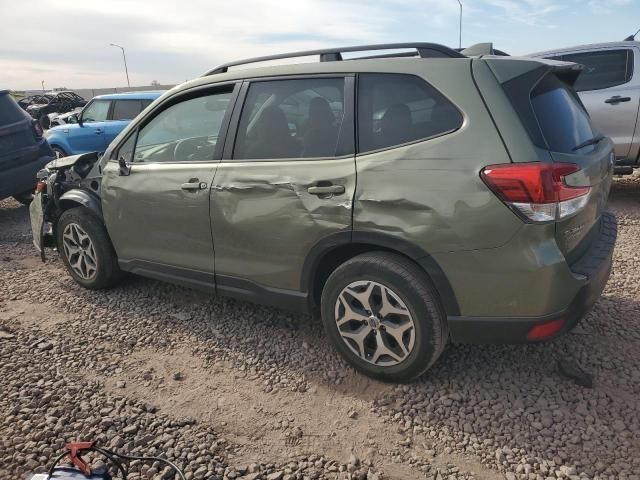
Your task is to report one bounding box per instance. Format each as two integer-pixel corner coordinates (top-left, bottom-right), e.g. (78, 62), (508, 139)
(321, 252), (448, 383)
(12, 191), (34, 205)
(56, 207), (122, 289)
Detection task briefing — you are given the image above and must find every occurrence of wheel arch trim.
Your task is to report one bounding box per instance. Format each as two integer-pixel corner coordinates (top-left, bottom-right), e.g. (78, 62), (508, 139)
(302, 231), (461, 317)
(58, 189), (103, 221)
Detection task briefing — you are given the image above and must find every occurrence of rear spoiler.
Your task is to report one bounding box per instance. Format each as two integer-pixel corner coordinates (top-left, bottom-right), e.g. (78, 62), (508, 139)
(461, 43), (509, 57)
(484, 57), (584, 87)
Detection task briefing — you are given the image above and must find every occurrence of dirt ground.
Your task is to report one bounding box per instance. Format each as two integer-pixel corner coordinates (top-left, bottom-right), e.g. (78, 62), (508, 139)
(1, 174), (639, 480)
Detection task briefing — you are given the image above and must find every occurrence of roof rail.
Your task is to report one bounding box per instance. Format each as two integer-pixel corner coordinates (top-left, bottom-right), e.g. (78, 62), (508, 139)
(202, 42), (465, 76)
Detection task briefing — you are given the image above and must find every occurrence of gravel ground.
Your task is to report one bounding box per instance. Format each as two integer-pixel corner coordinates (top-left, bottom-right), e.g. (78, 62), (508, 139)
(1, 174), (639, 480)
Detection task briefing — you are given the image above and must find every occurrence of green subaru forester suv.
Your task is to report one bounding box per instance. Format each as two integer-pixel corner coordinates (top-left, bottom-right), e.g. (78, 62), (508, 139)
(30, 43), (617, 382)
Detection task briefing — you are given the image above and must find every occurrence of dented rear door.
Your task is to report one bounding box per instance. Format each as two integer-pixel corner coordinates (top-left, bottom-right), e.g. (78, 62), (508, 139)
(210, 76), (356, 292)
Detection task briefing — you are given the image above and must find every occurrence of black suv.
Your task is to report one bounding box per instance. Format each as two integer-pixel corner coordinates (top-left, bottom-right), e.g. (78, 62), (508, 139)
(0, 91), (54, 204)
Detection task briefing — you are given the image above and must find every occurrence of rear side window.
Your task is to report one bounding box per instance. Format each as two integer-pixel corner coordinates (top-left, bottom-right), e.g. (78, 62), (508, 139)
(0, 94), (26, 125)
(561, 49), (633, 92)
(111, 100), (144, 120)
(531, 74), (594, 153)
(234, 78), (345, 160)
(357, 73), (462, 153)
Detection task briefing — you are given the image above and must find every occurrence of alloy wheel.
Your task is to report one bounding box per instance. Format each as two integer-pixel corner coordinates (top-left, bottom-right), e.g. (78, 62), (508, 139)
(62, 223), (98, 280)
(334, 280), (416, 367)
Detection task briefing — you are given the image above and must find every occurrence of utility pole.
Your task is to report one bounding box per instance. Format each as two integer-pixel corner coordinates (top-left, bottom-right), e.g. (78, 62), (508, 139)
(110, 43), (131, 87)
(457, 0), (463, 49)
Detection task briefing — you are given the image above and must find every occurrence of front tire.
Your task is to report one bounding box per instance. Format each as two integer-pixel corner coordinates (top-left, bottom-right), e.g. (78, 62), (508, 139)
(56, 207), (121, 289)
(321, 252), (448, 383)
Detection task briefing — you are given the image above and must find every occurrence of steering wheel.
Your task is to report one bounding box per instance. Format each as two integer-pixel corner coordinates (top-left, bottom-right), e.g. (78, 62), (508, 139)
(173, 137), (215, 161)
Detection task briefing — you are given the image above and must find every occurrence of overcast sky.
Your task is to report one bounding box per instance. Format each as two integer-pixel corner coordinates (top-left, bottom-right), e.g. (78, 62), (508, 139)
(1, 0), (638, 90)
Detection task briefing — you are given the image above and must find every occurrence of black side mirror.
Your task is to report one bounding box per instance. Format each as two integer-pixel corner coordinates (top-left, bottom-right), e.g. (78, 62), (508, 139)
(118, 156), (131, 176)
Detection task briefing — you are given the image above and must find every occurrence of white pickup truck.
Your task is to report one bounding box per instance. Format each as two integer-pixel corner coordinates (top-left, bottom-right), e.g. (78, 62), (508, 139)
(531, 40), (640, 173)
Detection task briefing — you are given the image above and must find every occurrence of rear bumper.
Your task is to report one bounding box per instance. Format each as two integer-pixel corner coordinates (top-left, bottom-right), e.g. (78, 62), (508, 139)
(448, 212), (617, 344)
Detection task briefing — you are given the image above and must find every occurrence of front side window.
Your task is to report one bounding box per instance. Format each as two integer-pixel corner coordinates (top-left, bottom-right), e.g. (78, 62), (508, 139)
(562, 49), (634, 92)
(234, 78), (345, 160)
(112, 100), (144, 120)
(81, 100), (111, 123)
(531, 74), (594, 153)
(357, 73), (463, 153)
(132, 89), (233, 163)
(117, 132), (136, 163)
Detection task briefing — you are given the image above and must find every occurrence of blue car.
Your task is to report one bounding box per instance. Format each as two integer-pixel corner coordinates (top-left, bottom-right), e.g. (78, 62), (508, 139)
(45, 91), (164, 158)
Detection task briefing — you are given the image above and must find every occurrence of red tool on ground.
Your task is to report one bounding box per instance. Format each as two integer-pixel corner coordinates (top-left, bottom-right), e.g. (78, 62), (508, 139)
(29, 440), (186, 480)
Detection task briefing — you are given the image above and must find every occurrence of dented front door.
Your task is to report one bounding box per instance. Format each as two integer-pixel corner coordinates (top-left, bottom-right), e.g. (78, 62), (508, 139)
(210, 75), (355, 293)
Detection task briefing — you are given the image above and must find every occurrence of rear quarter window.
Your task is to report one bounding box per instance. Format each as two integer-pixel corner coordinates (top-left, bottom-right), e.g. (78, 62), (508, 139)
(531, 74), (594, 153)
(0, 94), (27, 126)
(357, 73), (463, 153)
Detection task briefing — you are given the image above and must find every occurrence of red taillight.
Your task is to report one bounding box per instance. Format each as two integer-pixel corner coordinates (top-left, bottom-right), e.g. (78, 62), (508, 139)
(481, 162), (591, 222)
(527, 319), (565, 341)
(36, 181), (46, 193)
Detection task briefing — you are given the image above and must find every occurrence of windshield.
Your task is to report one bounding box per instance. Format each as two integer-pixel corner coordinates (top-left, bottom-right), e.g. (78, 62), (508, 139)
(531, 74), (595, 153)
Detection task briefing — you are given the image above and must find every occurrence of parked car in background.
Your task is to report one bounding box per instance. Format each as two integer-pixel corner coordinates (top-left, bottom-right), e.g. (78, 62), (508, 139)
(45, 91), (164, 158)
(24, 91), (86, 129)
(0, 90), (53, 204)
(530, 40), (640, 172)
(18, 94), (53, 111)
(48, 107), (83, 128)
(30, 43), (616, 382)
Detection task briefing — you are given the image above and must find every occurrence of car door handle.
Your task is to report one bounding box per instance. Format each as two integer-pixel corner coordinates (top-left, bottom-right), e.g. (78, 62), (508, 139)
(605, 96), (631, 104)
(181, 181), (207, 190)
(94, 128), (103, 134)
(308, 185), (345, 195)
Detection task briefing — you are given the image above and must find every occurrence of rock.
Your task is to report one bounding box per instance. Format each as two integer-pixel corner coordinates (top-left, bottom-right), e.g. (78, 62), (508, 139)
(612, 420), (626, 432)
(110, 436), (125, 449)
(267, 472), (283, 480)
(123, 425), (138, 434)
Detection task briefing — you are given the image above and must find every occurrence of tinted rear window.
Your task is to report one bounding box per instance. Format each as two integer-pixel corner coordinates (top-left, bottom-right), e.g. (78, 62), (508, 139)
(112, 100), (144, 120)
(0, 94), (26, 126)
(531, 74), (594, 153)
(357, 73), (463, 153)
